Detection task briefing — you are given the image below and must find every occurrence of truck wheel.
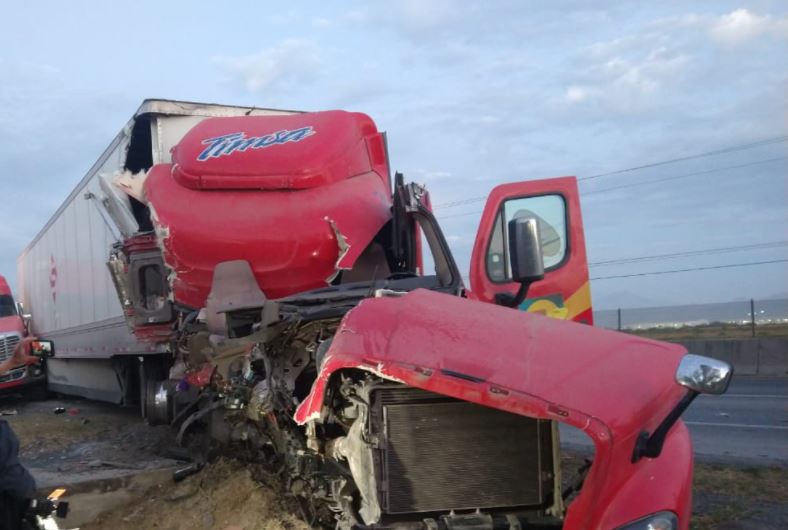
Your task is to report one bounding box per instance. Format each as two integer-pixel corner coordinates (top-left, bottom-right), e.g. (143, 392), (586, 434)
(26, 382), (49, 401)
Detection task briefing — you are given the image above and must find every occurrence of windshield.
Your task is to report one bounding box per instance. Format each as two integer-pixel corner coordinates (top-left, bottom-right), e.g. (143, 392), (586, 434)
(0, 295), (17, 318)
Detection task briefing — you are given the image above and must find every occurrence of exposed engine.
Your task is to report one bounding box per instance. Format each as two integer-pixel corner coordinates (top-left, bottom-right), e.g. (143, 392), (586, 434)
(142, 261), (568, 529)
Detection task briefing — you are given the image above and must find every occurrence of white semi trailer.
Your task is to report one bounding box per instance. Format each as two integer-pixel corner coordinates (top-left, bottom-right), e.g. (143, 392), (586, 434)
(16, 99), (296, 403)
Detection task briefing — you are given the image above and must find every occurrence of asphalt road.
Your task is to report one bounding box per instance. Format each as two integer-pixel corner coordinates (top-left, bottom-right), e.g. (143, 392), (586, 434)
(560, 376), (788, 465)
(684, 376), (787, 464)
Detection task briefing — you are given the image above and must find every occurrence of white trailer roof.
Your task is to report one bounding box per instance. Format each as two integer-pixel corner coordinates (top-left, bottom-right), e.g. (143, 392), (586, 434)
(19, 99), (300, 255)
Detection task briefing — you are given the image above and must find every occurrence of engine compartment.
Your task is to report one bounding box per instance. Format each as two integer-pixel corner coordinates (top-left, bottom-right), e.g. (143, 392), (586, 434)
(144, 290), (574, 529)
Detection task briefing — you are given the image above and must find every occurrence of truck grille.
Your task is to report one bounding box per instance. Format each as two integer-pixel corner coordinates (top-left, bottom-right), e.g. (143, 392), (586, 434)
(0, 334), (21, 363)
(370, 387), (553, 515)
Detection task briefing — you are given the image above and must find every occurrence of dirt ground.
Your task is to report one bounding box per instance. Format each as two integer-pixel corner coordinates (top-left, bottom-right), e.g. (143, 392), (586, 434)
(2, 394), (786, 529)
(0, 394), (178, 491)
(79, 457), (788, 530)
(691, 463), (788, 530)
(82, 459), (310, 530)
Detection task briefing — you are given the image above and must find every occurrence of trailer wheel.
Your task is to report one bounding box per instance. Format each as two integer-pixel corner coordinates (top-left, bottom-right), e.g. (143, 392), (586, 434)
(26, 382), (49, 401)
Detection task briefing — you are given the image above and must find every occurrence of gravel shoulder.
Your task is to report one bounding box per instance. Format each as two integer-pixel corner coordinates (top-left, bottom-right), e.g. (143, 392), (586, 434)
(0, 393), (181, 491)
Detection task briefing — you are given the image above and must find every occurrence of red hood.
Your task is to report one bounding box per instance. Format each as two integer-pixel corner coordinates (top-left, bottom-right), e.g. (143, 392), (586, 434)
(295, 289), (687, 441)
(0, 315), (24, 334)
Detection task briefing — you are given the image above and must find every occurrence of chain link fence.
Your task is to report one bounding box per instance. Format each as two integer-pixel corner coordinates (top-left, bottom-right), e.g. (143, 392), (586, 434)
(593, 298), (788, 340)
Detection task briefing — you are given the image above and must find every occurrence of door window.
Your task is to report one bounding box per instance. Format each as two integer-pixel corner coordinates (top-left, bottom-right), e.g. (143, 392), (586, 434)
(486, 194), (568, 282)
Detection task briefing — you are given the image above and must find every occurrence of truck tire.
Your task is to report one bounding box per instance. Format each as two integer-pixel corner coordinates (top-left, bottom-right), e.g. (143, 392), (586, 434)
(26, 382), (49, 401)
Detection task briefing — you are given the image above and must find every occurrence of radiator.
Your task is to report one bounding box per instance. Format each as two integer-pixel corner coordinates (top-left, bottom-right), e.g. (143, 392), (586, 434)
(370, 386), (553, 515)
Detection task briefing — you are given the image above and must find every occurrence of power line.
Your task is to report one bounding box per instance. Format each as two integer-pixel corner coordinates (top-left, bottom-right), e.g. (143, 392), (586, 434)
(590, 241), (788, 267)
(435, 155), (787, 219)
(590, 259), (788, 280)
(432, 135), (788, 209)
(580, 135), (788, 182)
(584, 156), (787, 197)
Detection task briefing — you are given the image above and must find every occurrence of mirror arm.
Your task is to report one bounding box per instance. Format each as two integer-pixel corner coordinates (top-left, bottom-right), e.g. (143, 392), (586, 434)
(494, 280), (534, 308)
(632, 389), (699, 462)
(508, 281), (530, 308)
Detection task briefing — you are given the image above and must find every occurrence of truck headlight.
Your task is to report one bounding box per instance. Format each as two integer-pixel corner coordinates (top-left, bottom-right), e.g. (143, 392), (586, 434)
(615, 511), (678, 530)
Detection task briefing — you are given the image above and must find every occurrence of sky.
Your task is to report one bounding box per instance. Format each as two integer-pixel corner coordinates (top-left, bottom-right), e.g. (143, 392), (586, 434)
(0, 1), (786, 309)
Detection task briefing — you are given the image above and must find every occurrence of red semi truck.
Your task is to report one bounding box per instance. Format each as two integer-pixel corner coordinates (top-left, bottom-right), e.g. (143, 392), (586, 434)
(0, 274), (47, 397)
(17, 100), (731, 530)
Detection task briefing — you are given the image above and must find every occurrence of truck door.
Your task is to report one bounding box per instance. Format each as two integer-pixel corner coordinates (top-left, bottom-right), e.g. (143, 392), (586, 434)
(468, 176), (593, 324)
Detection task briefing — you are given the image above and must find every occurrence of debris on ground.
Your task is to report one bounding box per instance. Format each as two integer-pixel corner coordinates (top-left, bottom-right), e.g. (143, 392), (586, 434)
(2, 395), (180, 490)
(82, 459), (311, 530)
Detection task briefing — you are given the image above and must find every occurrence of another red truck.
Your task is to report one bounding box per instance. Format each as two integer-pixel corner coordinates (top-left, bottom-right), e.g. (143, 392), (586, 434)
(18, 100), (732, 530)
(0, 275), (46, 397)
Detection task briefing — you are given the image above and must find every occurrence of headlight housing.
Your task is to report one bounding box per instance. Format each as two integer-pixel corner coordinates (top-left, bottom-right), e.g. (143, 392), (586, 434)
(615, 511), (678, 530)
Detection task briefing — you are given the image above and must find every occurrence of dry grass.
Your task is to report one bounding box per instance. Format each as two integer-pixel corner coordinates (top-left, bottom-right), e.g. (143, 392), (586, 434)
(625, 322), (788, 341)
(691, 463), (788, 530)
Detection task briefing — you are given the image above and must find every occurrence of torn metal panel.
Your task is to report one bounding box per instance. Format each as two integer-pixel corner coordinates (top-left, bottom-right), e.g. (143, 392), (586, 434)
(325, 217), (350, 284)
(112, 169), (149, 203)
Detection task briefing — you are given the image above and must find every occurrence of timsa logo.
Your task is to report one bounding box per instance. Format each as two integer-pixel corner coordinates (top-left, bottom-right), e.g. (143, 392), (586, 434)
(197, 127), (315, 161)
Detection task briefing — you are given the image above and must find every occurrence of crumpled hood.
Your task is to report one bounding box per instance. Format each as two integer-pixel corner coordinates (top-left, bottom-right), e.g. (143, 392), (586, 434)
(295, 289), (688, 440)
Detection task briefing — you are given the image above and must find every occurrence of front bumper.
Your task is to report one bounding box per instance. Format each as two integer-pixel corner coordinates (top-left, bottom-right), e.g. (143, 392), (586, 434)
(0, 363), (47, 392)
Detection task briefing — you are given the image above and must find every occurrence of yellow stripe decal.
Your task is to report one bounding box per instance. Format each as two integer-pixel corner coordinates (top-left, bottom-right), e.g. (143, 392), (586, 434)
(564, 281), (592, 320)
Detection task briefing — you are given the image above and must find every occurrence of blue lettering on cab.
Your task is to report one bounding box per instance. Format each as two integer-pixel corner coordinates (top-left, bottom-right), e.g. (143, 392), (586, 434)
(197, 126), (316, 161)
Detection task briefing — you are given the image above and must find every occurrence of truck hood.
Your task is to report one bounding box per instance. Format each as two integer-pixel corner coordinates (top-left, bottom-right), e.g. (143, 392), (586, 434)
(295, 289), (688, 442)
(0, 315), (24, 335)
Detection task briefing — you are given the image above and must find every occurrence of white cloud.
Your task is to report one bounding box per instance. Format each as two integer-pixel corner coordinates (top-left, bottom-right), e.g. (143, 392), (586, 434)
(564, 85), (589, 103)
(707, 8), (788, 47)
(396, 0), (458, 34)
(213, 39), (320, 93)
(311, 17), (331, 28)
(414, 168), (453, 182)
(668, 9), (788, 48)
(343, 9), (368, 24)
(560, 40), (690, 113)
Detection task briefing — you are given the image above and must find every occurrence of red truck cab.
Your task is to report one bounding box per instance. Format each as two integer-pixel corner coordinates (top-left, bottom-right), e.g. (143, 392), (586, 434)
(30, 105), (731, 530)
(0, 275), (46, 396)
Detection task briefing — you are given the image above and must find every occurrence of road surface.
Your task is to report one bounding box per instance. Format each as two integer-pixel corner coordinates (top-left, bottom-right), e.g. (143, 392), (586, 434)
(561, 376), (788, 465)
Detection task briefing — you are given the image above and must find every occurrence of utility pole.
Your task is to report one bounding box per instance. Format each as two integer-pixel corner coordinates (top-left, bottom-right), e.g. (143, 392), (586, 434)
(750, 298), (756, 338)
(617, 307), (622, 331)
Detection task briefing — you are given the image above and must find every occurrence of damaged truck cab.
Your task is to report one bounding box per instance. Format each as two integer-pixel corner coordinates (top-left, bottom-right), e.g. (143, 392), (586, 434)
(0, 275), (47, 397)
(18, 100), (731, 530)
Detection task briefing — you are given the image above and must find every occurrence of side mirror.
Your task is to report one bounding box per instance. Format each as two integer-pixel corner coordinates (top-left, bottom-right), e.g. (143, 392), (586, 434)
(508, 217), (545, 284)
(675, 354), (732, 395)
(30, 340), (55, 358)
(497, 218), (545, 308)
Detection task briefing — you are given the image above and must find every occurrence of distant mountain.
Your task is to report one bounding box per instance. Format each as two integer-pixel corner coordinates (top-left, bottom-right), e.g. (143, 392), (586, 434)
(592, 289), (667, 310)
(764, 291), (788, 300)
